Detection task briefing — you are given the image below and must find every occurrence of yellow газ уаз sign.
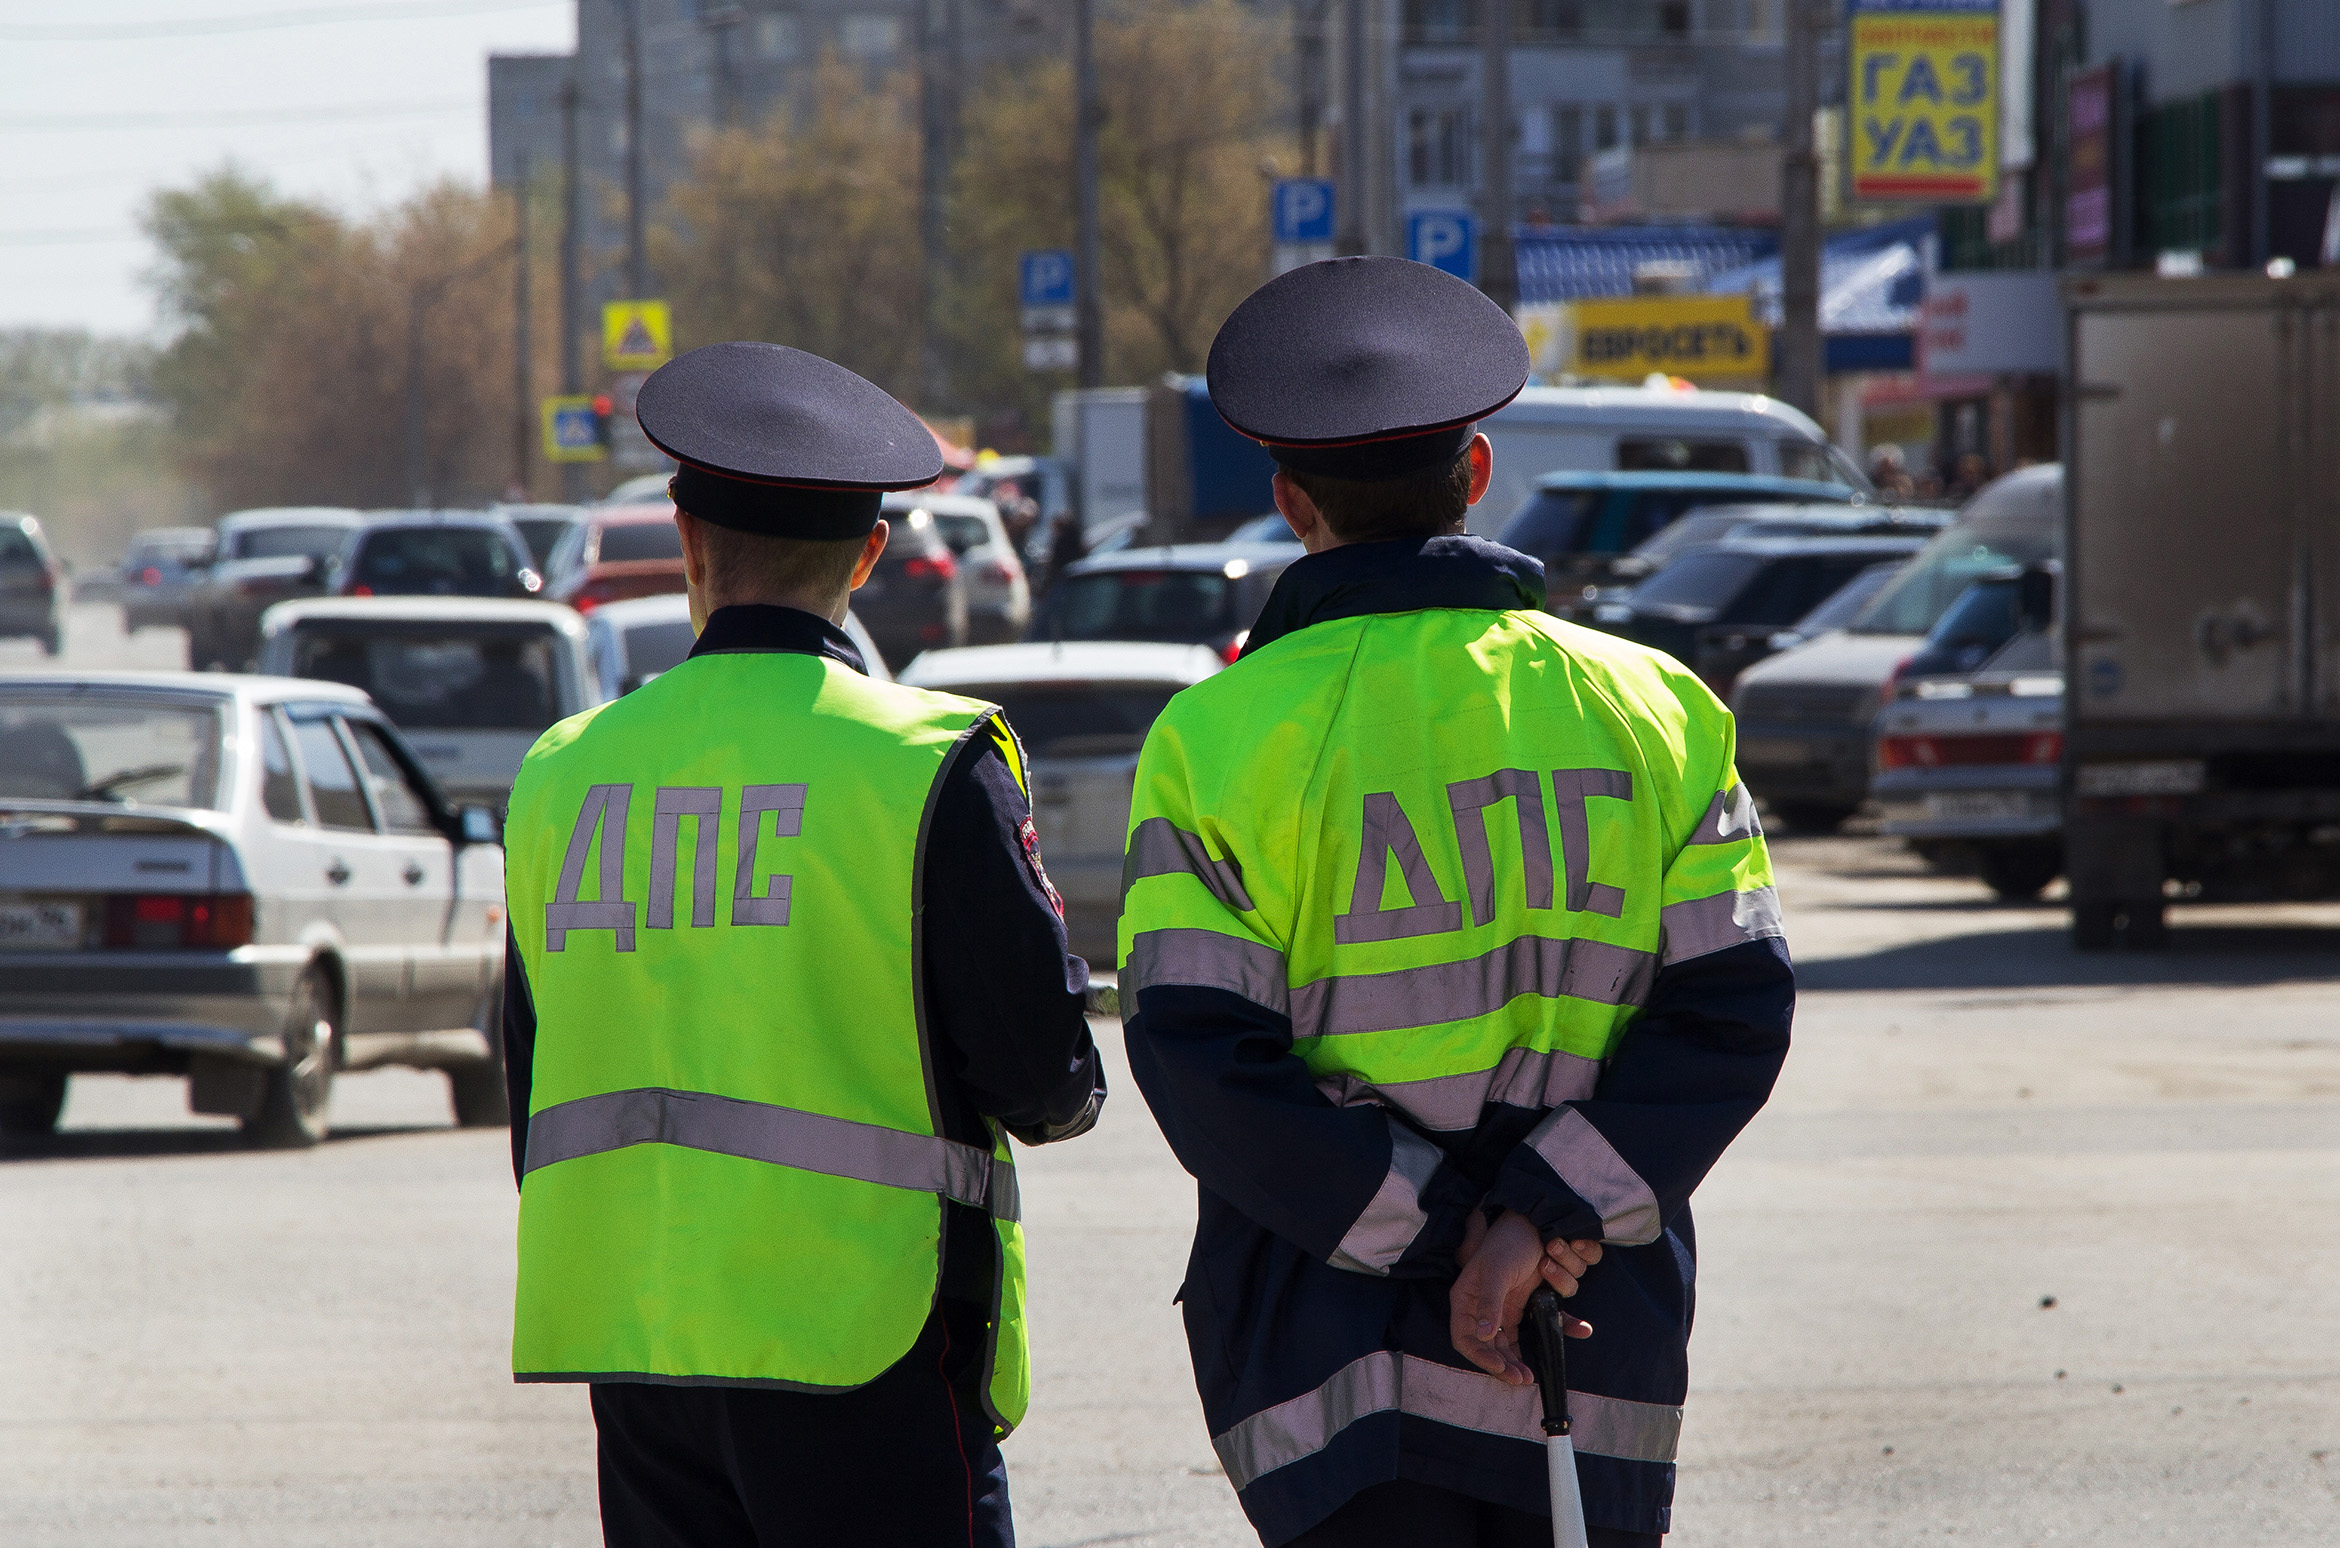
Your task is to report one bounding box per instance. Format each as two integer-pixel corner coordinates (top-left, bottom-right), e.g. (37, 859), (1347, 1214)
(1849, 0), (1999, 204)
(1570, 295), (1771, 382)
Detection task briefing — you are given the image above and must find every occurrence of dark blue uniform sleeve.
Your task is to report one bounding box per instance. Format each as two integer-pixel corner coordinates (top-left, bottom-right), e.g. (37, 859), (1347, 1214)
(1488, 936), (1793, 1244)
(502, 926), (533, 1187)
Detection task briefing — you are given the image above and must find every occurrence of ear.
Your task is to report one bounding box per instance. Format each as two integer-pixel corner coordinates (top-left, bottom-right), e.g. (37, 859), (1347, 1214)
(1272, 470), (1322, 548)
(848, 519), (889, 591)
(1464, 434), (1493, 506)
(675, 507), (708, 591)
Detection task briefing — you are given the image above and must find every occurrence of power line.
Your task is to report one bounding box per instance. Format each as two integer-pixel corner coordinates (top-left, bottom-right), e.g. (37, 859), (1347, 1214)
(0, 96), (474, 132)
(0, 0), (563, 43)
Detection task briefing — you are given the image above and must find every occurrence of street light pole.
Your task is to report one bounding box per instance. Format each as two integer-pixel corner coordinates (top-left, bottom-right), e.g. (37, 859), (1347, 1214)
(622, 0), (649, 298)
(559, 70), (587, 500)
(1337, 0), (1366, 255)
(1478, 0), (1516, 310)
(513, 172), (532, 498)
(1778, 0), (1825, 419)
(1073, 0), (1104, 389)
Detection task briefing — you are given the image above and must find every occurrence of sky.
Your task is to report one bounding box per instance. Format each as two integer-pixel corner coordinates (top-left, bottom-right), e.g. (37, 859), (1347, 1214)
(0, 0), (576, 338)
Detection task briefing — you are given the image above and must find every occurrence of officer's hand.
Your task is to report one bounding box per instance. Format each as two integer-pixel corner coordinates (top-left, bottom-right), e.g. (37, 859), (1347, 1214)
(1450, 1211), (1592, 1387)
(1541, 1236), (1603, 1298)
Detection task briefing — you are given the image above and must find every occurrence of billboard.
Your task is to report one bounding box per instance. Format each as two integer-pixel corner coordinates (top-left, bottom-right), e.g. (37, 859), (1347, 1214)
(1848, 0), (2000, 206)
(1569, 295), (1771, 383)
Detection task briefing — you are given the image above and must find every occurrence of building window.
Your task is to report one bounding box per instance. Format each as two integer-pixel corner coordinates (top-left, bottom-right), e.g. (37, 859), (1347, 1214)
(1402, 0), (1476, 45)
(1594, 104), (1619, 152)
(2143, 89), (2224, 259)
(1408, 107), (1472, 187)
(756, 14), (802, 59)
(839, 13), (903, 56)
(1661, 102), (1689, 141)
(1553, 105), (1584, 183)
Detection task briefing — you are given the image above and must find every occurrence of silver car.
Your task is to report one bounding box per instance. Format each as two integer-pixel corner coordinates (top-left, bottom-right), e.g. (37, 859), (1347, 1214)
(255, 597), (598, 811)
(0, 672), (507, 1147)
(584, 592), (892, 699)
(900, 641), (1223, 961)
(885, 492), (1032, 645)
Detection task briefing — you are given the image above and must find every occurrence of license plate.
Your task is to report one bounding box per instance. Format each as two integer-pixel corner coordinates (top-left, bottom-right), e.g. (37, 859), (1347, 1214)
(0, 900), (83, 950)
(1925, 792), (2029, 822)
(1738, 737), (1816, 767)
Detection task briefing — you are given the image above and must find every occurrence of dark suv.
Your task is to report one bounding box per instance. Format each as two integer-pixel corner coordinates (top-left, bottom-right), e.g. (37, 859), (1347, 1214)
(331, 512), (541, 600)
(0, 515), (64, 656)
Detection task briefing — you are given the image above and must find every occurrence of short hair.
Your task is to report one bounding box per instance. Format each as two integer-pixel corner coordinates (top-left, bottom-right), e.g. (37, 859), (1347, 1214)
(688, 516), (867, 603)
(1280, 448), (1474, 544)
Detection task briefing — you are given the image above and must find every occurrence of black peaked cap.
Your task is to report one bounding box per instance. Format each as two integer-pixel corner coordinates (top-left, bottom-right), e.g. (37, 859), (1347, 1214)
(635, 342), (943, 538)
(1207, 257), (1530, 479)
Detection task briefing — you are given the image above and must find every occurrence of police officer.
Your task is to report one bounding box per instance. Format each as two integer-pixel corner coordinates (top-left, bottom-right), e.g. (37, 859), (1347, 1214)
(500, 342), (1104, 1547)
(1119, 258), (1794, 1547)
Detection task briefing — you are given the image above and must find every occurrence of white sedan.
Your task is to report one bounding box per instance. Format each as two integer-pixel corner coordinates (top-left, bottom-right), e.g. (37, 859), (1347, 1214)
(0, 671), (507, 1147)
(900, 641), (1223, 962)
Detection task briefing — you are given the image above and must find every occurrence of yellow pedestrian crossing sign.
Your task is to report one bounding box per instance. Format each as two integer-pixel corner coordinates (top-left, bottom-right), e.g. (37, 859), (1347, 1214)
(602, 300), (672, 371)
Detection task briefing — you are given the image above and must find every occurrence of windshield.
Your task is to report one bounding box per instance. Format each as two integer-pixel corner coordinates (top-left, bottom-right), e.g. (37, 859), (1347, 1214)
(0, 528), (40, 566)
(0, 695), (224, 808)
(930, 513), (993, 555)
(1500, 490), (1598, 557)
(290, 627), (563, 731)
(1629, 511), (1760, 569)
(233, 525), (348, 561)
(596, 522), (682, 562)
(129, 533), (213, 564)
(511, 517), (575, 567)
(620, 617), (697, 682)
(1791, 560), (1904, 635)
(1047, 570), (1233, 644)
(1631, 549), (1764, 611)
(953, 682), (1184, 758)
(352, 527), (520, 596)
(1851, 520), (2055, 635)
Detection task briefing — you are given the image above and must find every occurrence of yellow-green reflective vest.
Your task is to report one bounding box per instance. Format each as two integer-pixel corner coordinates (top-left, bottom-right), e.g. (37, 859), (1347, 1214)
(505, 651), (1031, 1433)
(1119, 606), (1776, 1213)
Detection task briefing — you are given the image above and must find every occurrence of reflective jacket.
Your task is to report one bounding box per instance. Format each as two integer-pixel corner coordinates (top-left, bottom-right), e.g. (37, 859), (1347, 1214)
(505, 649), (1032, 1432)
(1120, 536), (1794, 1543)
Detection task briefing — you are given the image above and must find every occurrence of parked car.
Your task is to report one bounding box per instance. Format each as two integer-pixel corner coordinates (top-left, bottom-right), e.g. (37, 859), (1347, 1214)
(1715, 558), (1909, 687)
(1029, 542), (1298, 662)
(583, 592), (891, 700)
(183, 507), (365, 671)
(1591, 533), (1932, 699)
(493, 503), (586, 569)
(0, 671), (506, 1145)
(1873, 566), (2064, 900)
(1500, 471), (1861, 608)
(1554, 500), (1947, 621)
(899, 641), (1223, 960)
(543, 503), (686, 613)
(886, 491), (1031, 644)
(855, 502), (967, 670)
(256, 598), (595, 810)
(0, 514), (65, 656)
(119, 526), (218, 632)
(329, 511), (542, 600)
(1729, 464), (2061, 832)
(1226, 513), (1300, 545)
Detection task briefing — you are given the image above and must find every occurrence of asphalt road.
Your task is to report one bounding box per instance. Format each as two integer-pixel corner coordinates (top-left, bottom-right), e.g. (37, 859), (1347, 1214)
(4, 605), (2335, 1545)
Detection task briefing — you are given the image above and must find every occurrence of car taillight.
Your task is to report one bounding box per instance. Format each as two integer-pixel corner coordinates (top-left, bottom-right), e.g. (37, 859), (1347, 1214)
(904, 552), (959, 581)
(1220, 629), (1249, 664)
(981, 559), (1017, 584)
(1879, 655), (1914, 707)
(349, 584), (373, 597)
(571, 582), (608, 613)
(140, 566), (162, 587)
(104, 892), (255, 949)
(1878, 732), (2062, 769)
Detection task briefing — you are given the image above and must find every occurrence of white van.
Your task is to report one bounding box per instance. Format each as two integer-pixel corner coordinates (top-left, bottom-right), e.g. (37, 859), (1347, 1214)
(1473, 385), (1871, 535)
(255, 597), (598, 810)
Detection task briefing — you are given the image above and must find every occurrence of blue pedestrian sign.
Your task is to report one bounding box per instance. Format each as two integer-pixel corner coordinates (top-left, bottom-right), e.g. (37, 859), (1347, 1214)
(1272, 179), (1336, 245)
(1407, 211), (1476, 281)
(1019, 250), (1077, 309)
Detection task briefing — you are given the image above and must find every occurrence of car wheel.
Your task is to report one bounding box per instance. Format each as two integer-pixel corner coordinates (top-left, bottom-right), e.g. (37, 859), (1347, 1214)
(2071, 898), (2118, 951)
(448, 986), (509, 1129)
(0, 1072), (68, 1140)
(245, 967), (337, 1148)
(1978, 844), (2062, 902)
(1775, 802), (1855, 834)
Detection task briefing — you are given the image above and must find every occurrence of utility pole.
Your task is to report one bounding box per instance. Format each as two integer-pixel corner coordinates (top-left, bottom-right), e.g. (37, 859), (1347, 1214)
(1297, 0), (1324, 177)
(513, 170), (533, 498)
(622, 0), (649, 298)
(1337, 0), (1366, 255)
(919, 0), (960, 408)
(1478, 0), (1516, 310)
(559, 71), (588, 501)
(1778, 0), (1824, 419)
(702, 3), (744, 128)
(1073, 0), (1104, 389)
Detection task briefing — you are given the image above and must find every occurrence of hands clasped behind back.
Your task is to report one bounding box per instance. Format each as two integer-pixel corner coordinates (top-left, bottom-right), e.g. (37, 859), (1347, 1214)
(1449, 1209), (1598, 1387)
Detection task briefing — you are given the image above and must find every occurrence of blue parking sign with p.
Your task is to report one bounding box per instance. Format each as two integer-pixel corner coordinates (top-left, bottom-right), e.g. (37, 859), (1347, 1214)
(1273, 179), (1336, 245)
(1408, 211), (1476, 281)
(1020, 250), (1077, 309)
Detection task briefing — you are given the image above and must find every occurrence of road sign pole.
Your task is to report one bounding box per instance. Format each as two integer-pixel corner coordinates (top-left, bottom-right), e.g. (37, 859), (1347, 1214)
(1073, 0), (1104, 388)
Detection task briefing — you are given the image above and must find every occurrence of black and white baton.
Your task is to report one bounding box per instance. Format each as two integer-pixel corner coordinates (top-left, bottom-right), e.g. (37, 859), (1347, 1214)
(1522, 1284), (1589, 1548)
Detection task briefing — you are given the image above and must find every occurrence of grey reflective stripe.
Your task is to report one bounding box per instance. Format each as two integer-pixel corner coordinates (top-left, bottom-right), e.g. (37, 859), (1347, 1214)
(1211, 1351), (1682, 1490)
(735, 784), (806, 926)
(547, 783), (636, 952)
(1335, 792), (1464, 944)
(1122, 817), (1253, 913)
(1124, 928), (1654, 1035)
(1316, 1044), (1603, 1132)
(649, 786), (721, 929)
(1687, 783), (1761, 846)
(1526, 1107), (1661, 1246)
(1447, 769), (1553, 926)
(1551, 769), (1632, 919)
(1658, 885), (1784, 966)
(1326, 1125), (1445, 1274)
(523, 1086), (1019, 1221)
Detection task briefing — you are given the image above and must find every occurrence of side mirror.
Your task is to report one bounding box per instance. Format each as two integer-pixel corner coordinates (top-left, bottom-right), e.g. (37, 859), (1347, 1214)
(458, 805), (501, 844)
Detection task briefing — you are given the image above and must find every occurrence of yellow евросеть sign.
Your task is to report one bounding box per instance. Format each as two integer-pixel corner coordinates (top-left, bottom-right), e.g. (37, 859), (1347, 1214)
(1849, 7), (2000, 204)
(1570, 295), (1771, 382)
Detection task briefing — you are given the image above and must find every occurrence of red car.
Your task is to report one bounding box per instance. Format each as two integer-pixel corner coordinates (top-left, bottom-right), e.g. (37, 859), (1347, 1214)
(544, 504), (686, 613)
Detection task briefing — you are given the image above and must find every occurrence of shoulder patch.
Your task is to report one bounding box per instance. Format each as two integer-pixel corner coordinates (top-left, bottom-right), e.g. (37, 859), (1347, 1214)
(1017, 814), (1065, 918)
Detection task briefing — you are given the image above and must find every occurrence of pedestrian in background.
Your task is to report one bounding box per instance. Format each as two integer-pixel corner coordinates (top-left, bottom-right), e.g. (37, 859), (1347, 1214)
(500, 342), (1104, 1548)
(1118, 258), (1794, 1547)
